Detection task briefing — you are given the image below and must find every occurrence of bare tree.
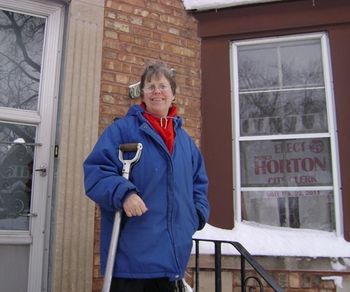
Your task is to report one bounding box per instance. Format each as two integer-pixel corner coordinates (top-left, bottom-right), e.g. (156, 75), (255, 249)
(0, 10), (45, 109)
(238, 50), (326, 135)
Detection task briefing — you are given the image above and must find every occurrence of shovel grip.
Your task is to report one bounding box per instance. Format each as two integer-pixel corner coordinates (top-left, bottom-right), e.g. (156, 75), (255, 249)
(119, 143), (140, 152)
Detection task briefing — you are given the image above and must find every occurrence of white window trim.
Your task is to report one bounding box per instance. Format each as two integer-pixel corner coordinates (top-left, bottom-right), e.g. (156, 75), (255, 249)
(230, 32), (343, 236)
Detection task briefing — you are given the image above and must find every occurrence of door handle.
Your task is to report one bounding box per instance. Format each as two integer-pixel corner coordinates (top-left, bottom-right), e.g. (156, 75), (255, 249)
(35, 164), (47, 177)
(19, 212), (38, 217)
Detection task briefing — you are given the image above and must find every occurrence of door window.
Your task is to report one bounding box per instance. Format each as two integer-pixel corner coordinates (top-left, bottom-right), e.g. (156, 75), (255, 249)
(0, 122), (36, 230)
(0, 10), (44, 110)
(0, 9), (44, 232)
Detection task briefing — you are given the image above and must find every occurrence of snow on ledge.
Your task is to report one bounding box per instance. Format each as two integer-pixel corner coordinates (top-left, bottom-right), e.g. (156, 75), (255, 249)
(322, 276), (343, 288)
(193, 221), (350, 259)
(182, 0), (286, 11)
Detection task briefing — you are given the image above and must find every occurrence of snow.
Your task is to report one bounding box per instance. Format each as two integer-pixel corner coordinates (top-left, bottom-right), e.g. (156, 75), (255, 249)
(322, 276), (343, 288)
(193, 221), (350, 260)
(182, 0), (285, 11)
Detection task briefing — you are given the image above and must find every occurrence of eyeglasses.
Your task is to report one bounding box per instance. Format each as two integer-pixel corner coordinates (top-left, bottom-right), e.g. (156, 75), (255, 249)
(143, 84), (171, 94)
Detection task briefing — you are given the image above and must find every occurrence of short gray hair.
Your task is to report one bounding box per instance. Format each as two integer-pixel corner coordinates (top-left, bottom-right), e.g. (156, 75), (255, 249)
(140, 61), (176, 97)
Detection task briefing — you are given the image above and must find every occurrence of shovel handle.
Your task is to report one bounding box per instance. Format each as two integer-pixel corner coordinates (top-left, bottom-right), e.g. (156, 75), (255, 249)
(102, 142), (143, 292)
(119, 143), (140, 152)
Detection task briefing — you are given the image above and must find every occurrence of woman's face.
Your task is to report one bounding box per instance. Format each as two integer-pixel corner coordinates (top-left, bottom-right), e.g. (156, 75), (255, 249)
(142, 74), (174, 117)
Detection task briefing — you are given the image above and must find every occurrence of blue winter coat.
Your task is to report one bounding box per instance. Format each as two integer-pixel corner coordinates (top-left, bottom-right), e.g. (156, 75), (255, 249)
(83, 105), (209, 280)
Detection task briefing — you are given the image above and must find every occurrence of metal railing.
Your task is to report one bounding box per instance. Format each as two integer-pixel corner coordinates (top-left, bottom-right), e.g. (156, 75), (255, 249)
(193, 238), (284, 292)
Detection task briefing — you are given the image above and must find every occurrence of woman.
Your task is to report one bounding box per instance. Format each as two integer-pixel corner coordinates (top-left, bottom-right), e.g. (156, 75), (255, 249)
(83, 61), (209, 292)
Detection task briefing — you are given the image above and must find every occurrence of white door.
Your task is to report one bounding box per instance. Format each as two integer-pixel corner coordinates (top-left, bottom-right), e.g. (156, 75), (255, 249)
(0, 1), (64, 291)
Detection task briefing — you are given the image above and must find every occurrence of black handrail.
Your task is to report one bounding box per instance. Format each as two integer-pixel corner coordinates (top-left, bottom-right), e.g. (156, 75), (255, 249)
(193, 238), (284, 292)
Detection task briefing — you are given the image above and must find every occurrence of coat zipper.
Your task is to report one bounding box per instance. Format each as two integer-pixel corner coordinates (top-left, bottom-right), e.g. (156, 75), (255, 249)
(140, 123), (182, 277)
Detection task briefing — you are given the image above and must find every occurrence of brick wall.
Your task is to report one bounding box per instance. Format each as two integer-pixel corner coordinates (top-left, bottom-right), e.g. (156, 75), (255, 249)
(186, 253), (345, 292)
(93, 0), (202, 290)
(185, 268), (337, 292)
(100, 0), (202, 141)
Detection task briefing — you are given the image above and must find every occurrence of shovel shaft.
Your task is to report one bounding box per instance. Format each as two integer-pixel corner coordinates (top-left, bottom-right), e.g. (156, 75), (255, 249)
(102, 211), (121, 292)
(102, 143), (143, 292)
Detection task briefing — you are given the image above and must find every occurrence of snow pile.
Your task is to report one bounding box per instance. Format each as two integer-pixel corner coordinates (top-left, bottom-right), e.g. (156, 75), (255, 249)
(193, 221), (350, 258)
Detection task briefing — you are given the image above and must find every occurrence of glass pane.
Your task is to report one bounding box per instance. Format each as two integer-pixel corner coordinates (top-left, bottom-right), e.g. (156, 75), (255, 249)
(0, 10), (45, 110)
(281, 40), (323, 88)
(242, 190), (335, 231)
(238, 38), (324, 91)
(0, 122), (35, 230)
(239, 88), (328, 136)
(240, 138), (333, 187)
(238, 45), (279, 91)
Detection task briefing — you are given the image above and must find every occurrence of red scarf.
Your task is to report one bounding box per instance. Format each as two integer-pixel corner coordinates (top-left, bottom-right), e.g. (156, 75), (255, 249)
(141, 103), (177, 153)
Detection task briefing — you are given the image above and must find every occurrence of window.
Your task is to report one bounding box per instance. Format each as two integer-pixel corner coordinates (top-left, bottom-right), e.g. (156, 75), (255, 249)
(231, 33), (341, 233)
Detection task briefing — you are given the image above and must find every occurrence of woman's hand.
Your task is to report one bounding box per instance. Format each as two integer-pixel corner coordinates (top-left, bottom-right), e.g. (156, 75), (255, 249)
(123, 193), (148, 217)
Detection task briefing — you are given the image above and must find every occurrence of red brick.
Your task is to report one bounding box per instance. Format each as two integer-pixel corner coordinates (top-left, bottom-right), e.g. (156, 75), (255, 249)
(95, 1), (203, 290)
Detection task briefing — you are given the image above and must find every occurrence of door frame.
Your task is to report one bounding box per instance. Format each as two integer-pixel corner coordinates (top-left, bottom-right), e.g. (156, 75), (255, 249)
(0, 1), (65, 291)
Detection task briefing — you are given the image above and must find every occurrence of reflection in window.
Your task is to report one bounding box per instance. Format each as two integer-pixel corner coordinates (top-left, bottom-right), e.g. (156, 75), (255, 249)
(0, 10), (45, 110)
(0, 122), (35, 230)
(242, 190), (335, 230)
(238, 39), (327, 137)
(238, 39), (324, 91)
(239, 89), (328, 135)
(234, 34), (338, 232)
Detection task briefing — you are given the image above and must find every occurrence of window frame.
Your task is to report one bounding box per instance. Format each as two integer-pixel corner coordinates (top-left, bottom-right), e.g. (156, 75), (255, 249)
(230, 32), (343, 235)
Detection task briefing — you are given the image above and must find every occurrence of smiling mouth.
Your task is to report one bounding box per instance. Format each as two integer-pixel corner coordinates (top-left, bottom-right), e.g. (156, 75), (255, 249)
(151, 97), (165, 101)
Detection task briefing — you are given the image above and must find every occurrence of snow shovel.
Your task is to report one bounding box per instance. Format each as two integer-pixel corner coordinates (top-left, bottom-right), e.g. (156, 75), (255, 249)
(102, 142), (143, 292)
